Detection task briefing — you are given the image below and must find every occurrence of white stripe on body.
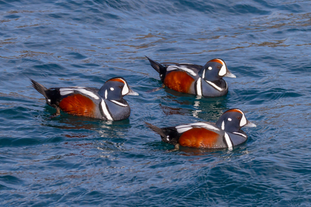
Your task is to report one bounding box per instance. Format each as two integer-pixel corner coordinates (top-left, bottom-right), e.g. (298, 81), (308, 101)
(167, 65), (197, 77)
(60, 88), (100, 100)
(205, 80), (224, 92)
(110, 100), (128, 107)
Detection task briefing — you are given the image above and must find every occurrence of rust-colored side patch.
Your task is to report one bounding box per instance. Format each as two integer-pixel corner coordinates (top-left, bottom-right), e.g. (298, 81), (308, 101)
(59, 94), (96, 118)
(179, 128), (219, 148)
(164, 71), (194, 93)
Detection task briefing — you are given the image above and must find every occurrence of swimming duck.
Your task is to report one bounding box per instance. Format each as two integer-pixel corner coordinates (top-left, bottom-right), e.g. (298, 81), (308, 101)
(31, 77), (138, 121)
(146, 56), (236, 97)
(146, 108), (256, 150)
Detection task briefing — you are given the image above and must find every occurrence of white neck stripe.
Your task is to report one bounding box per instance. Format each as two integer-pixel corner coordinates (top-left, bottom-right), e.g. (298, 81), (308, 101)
(104, 90), (108, 99)
(101, 99), (113, 121)
(224, 132), (233, 150)
(196, 78), (202, 96)
(202, 69), (206, 79)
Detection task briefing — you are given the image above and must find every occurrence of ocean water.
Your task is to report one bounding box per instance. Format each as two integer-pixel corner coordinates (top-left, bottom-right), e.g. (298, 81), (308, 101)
(1, 0), (311, 206)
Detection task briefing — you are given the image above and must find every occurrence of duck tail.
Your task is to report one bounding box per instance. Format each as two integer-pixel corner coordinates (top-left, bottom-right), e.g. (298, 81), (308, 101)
(145, 122), (180, 146)
(145, 56), (166, 75)
(30, 79), (48, 99)
(145, 122), (167, 138)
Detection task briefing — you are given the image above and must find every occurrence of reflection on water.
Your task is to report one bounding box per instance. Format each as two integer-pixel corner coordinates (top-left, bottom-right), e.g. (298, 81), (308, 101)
(192, 100), (203, 118)
(160, 103), (189, 116)
(40, 107), (131, 150)
(160, 89), (228, 121)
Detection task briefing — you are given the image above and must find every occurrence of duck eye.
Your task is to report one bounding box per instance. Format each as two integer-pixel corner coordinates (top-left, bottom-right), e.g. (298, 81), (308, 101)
(110, 87), (114, 91)
(228, 118), (232, 121)
(208, 66), (212, 70)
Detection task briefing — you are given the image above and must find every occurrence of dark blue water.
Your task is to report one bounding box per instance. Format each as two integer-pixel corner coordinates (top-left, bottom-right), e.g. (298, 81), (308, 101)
(1, 0), (311, 206)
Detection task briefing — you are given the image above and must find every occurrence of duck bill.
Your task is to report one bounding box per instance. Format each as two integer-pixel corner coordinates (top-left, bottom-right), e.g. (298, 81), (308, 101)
(224, 71), (236, 78)
(127, 88), (139, 96)
(245, 121), (256, 127)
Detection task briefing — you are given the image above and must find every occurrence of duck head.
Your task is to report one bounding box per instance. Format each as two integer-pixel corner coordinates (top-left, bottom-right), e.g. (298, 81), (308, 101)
(200, 58), (236, 81)
(98, 77), (138, 101)
(216, 108), (256, 133)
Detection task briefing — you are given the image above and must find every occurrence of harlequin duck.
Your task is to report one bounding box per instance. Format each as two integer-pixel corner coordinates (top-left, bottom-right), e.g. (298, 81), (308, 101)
(146, 108), (256, 150)
(30, 77), (138, 121)
(146, 56), (236, 97)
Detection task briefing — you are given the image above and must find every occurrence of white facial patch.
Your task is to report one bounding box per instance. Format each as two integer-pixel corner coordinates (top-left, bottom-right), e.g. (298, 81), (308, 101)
(217, 59), (227, 77)
(208, 66), (212, 70)
(228, 118), (232, 121)
(240, 112), (247, 127)
(167, 65), (197, 77)
(101, 99), (113, 121)
(108, 78), (129, 95)
(221, 121), (225, 130)
(205, 80), (224, 91)
(196, 78), (202, 96)
(224, 132), (233, 150)
(122, 83), (129, 95)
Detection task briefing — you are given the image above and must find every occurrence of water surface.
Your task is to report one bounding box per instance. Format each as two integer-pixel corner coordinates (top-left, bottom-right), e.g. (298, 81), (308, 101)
(1, 0), (311, 206)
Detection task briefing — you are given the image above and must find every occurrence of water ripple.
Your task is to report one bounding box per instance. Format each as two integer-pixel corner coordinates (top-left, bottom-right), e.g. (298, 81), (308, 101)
(1, 0), (311, 206)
